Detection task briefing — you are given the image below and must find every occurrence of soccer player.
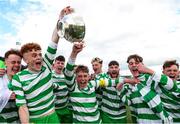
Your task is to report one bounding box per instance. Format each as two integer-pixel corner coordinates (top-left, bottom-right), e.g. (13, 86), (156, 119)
(63, 42), (124, 123)
(118, 54), (178, 123)
(101, 60), (127, 123)
(0, 49), (22, 123)
(162, 60), (180, 123)
(52, 55), (72, 123)
(11, 6), (74, 123)
(90, 57), (104, 111)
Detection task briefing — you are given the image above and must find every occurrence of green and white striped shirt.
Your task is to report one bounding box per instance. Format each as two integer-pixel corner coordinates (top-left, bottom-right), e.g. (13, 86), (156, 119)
(101, 74), (127, 121)
(52, 71), (71, 112)
(94, 72), (105, 110)
(0, 99), (19, 123)
(11, 42), (57, 119)
(153, 76), (180, 123)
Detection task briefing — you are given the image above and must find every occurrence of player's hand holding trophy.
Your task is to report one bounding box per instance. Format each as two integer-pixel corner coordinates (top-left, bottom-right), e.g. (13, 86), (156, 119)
(57, 6), (85, 43)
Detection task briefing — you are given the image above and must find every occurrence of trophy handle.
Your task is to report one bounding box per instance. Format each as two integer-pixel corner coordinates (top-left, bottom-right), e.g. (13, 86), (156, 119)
(57, 20), (65, 38)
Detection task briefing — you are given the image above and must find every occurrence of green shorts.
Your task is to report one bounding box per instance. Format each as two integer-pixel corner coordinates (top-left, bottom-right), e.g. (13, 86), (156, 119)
(101, 112), (127, 124)
(0, 115), (19, 123)
(30, 111), (59, 124)
(56, 108), (73, 123)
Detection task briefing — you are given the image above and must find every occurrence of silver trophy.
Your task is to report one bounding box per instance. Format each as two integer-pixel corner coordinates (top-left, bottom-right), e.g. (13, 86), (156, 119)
(57, 12), (85, 43)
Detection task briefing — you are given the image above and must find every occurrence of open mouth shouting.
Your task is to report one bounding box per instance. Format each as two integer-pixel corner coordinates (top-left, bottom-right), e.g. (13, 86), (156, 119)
(57, 67), (63, 72)
(12, 67), (21, 74)
(78, 81), (87, 89)
(131, 67), (140, 77)
(35, 60), (42, 70)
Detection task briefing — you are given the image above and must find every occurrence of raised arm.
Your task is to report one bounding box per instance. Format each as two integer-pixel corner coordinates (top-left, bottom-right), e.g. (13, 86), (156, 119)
(52, 6), (74, 44)
(45, 6), (75, 68)
(63, 41), (84, 90)
(65, 41), (84, 71)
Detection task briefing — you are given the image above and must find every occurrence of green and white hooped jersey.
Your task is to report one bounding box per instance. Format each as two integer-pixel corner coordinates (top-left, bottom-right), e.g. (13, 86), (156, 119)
(0, 99), (19, 123)
(145, 74), (180, 123)
(101, 74), (127, 120)
(52, 72), (70, 111)
(11, 42), (57, 119)
(69, 81), (101, 123)
(64, 62), (120, 123)
(120, 73), (176, 123)
(93, 72), (106, 110)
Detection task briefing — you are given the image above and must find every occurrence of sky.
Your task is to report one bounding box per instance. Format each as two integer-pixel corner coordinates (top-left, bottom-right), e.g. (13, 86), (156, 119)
(0, 0), (180, 75)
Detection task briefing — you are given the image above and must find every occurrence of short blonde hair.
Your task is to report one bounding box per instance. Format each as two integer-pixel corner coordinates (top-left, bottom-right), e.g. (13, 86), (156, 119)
(91, 57), (103, 64)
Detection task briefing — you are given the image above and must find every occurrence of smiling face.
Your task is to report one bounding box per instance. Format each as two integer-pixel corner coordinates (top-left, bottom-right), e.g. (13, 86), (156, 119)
(163, 60), (179, 80)
(127, 54), (143, 78)
(128, 59), (141, 77)
(20, 43), (42, 73)
(163, 65), (179, 81)
(75, 65), (90, 89)
(76, 71), (90, 89)
(52, 55), (65, 75)
(108, 61), (120, 79)
(4, 49), (22, 80)
(162, 60), (180, 81)
(23, 49), (43, 72)
(5, 54), (22, 78)
(92, 61), (102, 74)
(53, 60), (65, 74)
(91, 57), (103, 75)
